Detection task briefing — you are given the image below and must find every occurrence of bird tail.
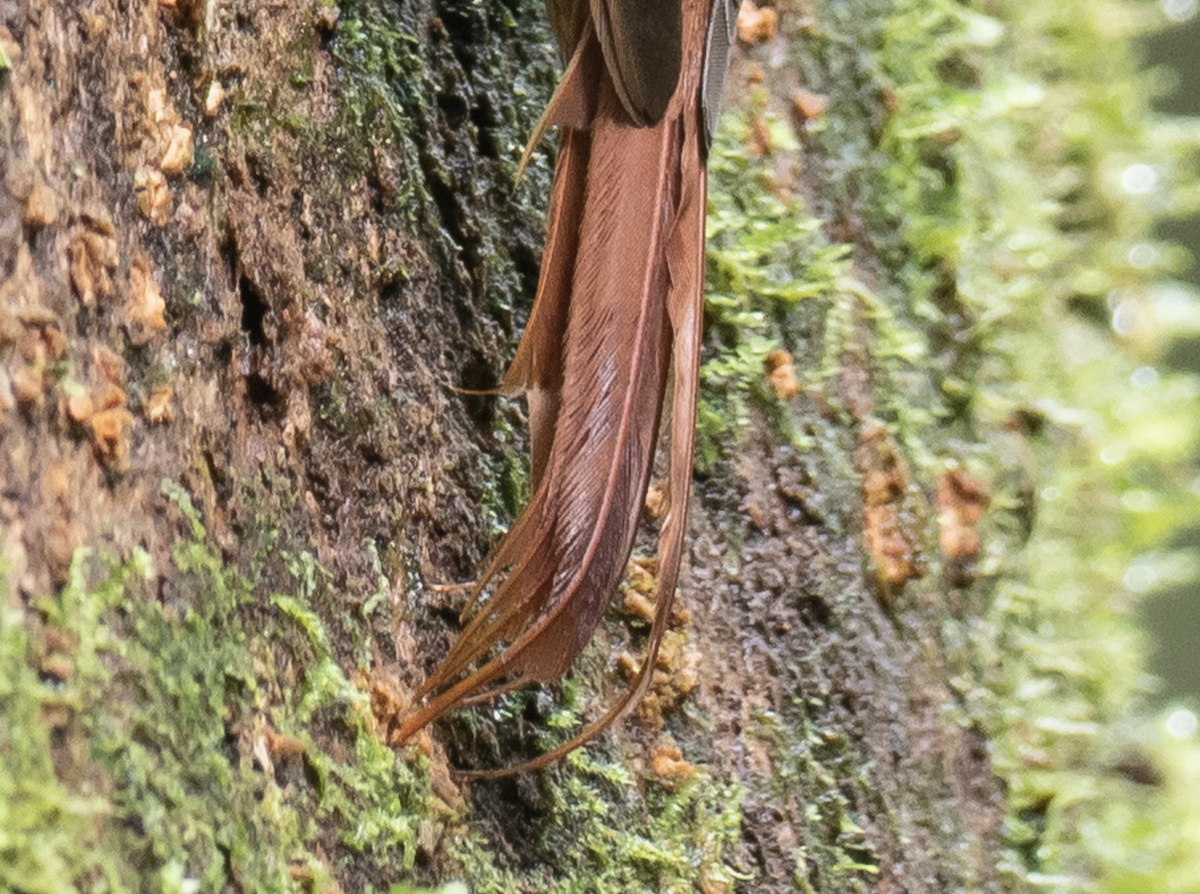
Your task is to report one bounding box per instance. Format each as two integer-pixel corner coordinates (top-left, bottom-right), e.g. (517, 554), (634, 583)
(396, 8), (708, 773)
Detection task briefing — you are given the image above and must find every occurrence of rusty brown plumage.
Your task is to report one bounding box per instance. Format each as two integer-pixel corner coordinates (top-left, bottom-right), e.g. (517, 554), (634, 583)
(396, 0), (719, 774)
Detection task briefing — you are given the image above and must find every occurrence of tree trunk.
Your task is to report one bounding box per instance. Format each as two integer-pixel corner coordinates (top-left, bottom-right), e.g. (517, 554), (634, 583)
(2, 0), (1190, 892)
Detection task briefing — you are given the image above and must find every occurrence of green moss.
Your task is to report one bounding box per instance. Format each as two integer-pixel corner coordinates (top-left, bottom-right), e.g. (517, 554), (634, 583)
(0, 481), (444, 893)
(865, 0), (1200, 890)
(448, 748), (745, 894)
(699, 99), (852, 470)
(328, 2), (428, 210)
(695, 0), (1200, 888)
(0, 500), (294, 893)
(4, 465), (750, 893)
(755, 709), (882, 894)
(478, 414), (531, 536)
(0, 565), (112, 894)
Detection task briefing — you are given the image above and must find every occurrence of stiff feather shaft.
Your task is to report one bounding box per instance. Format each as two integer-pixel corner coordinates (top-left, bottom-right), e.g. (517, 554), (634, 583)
(396, 0), (716, 772)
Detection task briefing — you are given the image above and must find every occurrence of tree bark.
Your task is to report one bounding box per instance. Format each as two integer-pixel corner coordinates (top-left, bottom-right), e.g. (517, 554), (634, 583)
(3, 0), (1177, 891)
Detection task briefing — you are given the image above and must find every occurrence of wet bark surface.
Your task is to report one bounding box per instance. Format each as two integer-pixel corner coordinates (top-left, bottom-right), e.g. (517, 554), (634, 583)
(0, 0), (1008, 890)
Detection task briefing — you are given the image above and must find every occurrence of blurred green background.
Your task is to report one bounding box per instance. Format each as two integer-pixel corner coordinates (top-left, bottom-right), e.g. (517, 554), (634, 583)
(1140, 2), (1200, 703)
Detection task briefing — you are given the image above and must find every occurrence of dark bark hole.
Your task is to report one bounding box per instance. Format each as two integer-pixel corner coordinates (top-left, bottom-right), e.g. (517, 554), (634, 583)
(798, 592), (833, 628)
(366, 173), (393, 216)
(203, 446), (232, 506)
(358, 441), (386, 466)
(470, 95), (500, 160)
(433, 0), (483, 72)
(244, 371), (283, 409)
(423, 167), (467, 254)
(459, 349), (497, 429)
(239, 274), (269, 346)
(437, 90), (470, 129)
(509, 239), (540, 312)
(378, 276), (404, 307)
(244, 149), (273, 197)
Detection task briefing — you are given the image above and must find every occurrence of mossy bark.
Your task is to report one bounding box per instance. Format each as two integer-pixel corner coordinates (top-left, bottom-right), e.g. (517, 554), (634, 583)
(2, 0), (1191, 892)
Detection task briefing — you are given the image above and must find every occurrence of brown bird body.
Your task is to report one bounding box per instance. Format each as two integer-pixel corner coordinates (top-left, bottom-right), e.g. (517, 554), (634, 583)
(397, 0), (736, 774)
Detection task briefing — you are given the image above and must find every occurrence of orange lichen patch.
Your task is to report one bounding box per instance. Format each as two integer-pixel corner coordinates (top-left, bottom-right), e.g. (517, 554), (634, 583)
(69, 215), (119, 305)
(9, 311), (67, 415)
(372, 668), (466, 813)
(146, 385), (175, 424)
(623, 590), (656, 624)
(616, 651), (640, 680)
(92, 344), (126, 387)
(128, 259), (167, 333)
(139, 86), (194, 175)
(656, 629), (699, 698)
(625, 556), (658, 595)
(265, 727), (307, 763)
(644, 482), (666, 519)
(129, 260), (167, 331)
(24, 178), (60, 230)
(764, 348), (799, 400)
(620, 557), (690, 628)
(856, 420), (924, 602)
(621, 561), (663, 624)
(117, 81), (194, 224)
(746, 112), (772, 158)
(737, 0), (777, 44)
(670, 599), (690, 630)
(15, 309), (68, 367)
(95, 383), (127, 411)
(145, 87), (168, 123)
(12, 365), (45, 407)
(369, 672), (408, 737)
(159, 123), (193, 175)
(374, 666), (463, 815)
(135, 166), (172, 225)
(792, 87), (827, 122)
(204, 80), (226, 117)
(66, 392), (95, 424)
(937, 468), (990, 583)
(649, 741), (696, 786)
(90, 406), (134, 471)
(626, 627), (701, 731)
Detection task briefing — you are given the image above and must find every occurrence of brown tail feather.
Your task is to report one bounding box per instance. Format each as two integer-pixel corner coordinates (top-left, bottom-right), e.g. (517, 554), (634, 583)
(453, 102), (709, 780)
(396, 0), (710, 770)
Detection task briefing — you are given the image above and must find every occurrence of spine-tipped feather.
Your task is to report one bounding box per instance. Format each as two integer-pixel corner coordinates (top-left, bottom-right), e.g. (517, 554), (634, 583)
(396, 0), (713, 773)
